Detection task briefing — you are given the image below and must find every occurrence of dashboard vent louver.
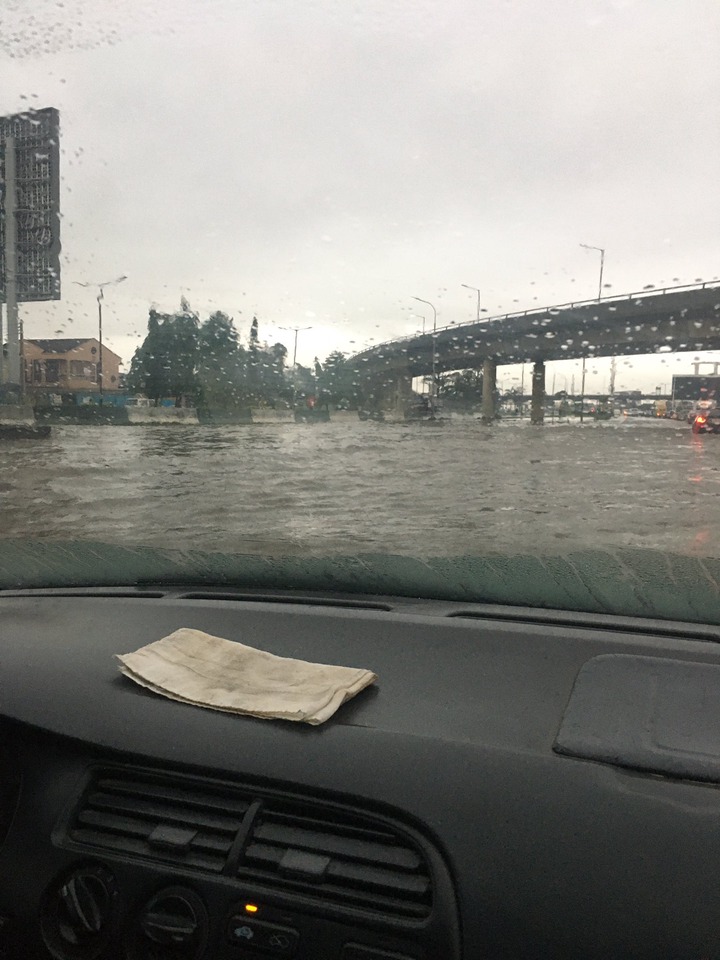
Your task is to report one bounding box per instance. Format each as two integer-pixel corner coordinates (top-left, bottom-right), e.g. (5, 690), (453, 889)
(67, 770), (434, 921)
(238, 802), (432, 919)
(69, 773), (249, 873)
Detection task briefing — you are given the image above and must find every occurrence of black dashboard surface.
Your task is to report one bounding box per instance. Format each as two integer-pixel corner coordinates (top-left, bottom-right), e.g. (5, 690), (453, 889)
(3, 588), (720, 959)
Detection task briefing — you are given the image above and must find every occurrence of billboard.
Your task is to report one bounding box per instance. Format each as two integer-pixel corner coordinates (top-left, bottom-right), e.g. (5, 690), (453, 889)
(0, 107), (60, 302)
(672, 375), (720, 401)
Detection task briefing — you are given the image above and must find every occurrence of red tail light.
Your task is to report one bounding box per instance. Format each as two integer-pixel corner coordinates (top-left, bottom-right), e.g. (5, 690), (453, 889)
(697, 416), (707, 424)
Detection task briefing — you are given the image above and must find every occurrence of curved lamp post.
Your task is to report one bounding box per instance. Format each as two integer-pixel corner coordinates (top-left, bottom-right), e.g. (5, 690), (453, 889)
(461, 283), (481, 322)
(278, 325), (312, 370)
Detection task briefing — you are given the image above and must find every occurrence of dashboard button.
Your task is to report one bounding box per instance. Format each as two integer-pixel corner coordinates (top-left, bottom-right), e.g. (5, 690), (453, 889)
(226, 917), (299, 956)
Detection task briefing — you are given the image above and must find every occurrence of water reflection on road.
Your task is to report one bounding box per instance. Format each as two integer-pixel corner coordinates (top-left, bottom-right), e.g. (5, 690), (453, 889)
(1, 418), (718, 558)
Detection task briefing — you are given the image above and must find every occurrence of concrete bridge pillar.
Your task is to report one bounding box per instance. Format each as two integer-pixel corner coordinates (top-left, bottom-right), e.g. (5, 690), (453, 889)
(530, 360), (545, 425)
(392, 370), (415, 421)
(482, 358), (497, 423)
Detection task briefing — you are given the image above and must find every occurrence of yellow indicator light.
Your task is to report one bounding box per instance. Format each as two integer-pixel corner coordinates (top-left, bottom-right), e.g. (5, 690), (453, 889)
(244, 904), (259, 914)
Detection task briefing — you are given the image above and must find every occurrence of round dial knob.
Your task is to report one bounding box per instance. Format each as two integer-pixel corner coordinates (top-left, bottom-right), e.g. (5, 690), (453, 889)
(130, 887), (208, 960)
(60, 872), (110, 938)
(41, 864), (118, 960)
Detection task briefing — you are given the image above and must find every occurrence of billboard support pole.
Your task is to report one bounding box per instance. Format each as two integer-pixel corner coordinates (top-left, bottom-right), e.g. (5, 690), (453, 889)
(3, 136), (21, 390)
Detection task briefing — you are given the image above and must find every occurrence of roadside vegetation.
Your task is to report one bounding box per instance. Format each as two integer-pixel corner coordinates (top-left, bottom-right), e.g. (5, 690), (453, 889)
(127, 302), (491, 413)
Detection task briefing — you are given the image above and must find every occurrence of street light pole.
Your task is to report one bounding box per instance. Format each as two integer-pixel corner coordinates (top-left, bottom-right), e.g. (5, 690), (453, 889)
(73, 275), (127, 405)
(279, 325), (312, 408)
(412, 296), (437, 411)
(279, 325), (312, 369)
(579, 243), (605, 300)
(461, 283), (481, 322)
(579, 243), (605, 422)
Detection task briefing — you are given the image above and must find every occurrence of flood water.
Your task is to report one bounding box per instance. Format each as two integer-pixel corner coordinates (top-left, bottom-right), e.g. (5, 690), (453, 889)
(1, 417), (719, 559)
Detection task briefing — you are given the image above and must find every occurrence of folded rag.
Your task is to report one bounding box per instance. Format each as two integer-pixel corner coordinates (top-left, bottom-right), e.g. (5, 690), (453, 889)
(115, 628), (377, 725)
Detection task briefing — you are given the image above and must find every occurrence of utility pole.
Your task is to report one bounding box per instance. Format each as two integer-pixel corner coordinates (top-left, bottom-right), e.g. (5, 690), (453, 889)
(73, 275), (127, 404)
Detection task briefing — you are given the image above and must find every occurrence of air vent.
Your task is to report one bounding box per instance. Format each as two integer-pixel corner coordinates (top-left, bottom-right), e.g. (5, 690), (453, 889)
(67, 770), (435, 922)
(69, 773), (250, 874)
(238, 802), (432, 919)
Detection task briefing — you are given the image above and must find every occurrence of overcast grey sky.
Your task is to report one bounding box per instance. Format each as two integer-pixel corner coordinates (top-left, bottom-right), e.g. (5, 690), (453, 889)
(3, 0), (720, 390)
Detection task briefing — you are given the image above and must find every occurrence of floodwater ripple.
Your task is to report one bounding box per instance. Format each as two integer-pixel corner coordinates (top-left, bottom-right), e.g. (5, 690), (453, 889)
(0, 419), (718, 558)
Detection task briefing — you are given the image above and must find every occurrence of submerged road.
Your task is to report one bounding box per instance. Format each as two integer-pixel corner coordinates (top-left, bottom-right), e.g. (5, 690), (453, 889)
(1, 418), (718, 560)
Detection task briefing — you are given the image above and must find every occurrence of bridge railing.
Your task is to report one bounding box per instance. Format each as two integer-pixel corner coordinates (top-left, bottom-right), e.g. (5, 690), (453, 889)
(353, 279), (720, 359)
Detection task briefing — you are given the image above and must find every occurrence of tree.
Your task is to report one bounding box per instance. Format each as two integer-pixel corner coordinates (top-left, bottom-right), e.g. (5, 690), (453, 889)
(290, 362), (316, 399)
(127, 309), (167, 404)
(199, 311), (239, 357)
(437, 369), (484, 408)
(129, 307), (295, 410)
(164, 309), (200, 405)
(250, 341), (289, 405)
(266, 342), (291, 401)
(127, 307), (200, 406)
(271, 342), (287, 371)
(196, 312), (248, 409)
(317, 350), (358, 407)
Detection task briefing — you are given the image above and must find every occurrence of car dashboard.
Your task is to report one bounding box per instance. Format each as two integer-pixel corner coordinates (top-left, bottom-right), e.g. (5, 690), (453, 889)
(1, 586), (720, 959)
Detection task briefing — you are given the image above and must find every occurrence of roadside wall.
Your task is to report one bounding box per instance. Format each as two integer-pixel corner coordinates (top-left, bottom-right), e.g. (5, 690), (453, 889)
(330, 410), (359, 423)
(0, 404), (36, 426)
(35, 405), (127, 425)
(127, 407), (199, 424)
(197, 407), (253, 425)
(251, 409), (294, 423)
(27, 404), (361, 426)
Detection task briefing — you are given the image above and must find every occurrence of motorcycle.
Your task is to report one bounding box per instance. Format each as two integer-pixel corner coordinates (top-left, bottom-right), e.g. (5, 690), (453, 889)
(691, 412), (720, 434)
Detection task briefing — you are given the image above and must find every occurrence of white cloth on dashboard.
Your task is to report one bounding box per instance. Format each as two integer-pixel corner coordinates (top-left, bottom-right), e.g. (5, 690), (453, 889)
(115, 628), (377, 725)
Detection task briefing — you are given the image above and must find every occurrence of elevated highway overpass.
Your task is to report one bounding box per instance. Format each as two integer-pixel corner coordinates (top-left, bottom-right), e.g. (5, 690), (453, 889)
(351, 282), (720, 422)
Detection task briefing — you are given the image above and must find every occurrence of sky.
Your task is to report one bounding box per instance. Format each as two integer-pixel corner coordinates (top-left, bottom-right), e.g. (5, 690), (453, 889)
(2, 0), (720, 393)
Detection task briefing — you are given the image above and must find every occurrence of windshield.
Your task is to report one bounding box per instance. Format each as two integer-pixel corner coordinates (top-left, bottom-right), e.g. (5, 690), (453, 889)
(2, 0), (720, 621)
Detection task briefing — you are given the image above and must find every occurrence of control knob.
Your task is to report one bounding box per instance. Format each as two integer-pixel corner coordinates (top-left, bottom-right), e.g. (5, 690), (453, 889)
(129, 887), (208, 960)
(41, 864), (117, 959)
